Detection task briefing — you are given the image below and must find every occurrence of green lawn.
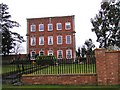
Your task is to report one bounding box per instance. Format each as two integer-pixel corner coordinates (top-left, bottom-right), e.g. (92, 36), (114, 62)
(2, 65), (17, 74)
(32, 64), (96, 75)
(2, 84), (120, 89)
(2, 64), (35, 74)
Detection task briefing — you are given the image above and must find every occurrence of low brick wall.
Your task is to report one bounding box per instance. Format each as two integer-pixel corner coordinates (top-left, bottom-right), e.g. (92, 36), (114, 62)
(21, 74), (97, 85)
(21, 49), (120, 85)
(2, 54), (27, 61)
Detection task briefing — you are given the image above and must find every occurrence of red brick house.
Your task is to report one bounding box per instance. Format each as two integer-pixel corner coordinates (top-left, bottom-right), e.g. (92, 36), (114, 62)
(26, 15), (76, 59)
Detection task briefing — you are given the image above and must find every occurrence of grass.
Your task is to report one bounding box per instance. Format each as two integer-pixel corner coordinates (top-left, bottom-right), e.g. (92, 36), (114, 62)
(2, 65), (17, 74)
(2, 84), (120, 89)
(32, 63), (96, 75)
(2, 64), (35, 74)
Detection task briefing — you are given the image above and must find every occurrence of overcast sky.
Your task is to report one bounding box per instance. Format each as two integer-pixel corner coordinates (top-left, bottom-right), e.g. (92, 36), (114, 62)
(1, 0), (102, 54)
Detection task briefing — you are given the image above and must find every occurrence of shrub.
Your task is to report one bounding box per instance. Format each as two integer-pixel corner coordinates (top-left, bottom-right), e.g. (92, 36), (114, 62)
(56, 59), (73, 64)
(11, 59), (31, 64)
(36, 55), (56, 66)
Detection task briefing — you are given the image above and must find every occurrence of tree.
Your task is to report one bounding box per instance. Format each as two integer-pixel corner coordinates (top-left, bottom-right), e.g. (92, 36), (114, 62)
(84, 39), (95, 55)
(81, 45), (86, 58)
(0, 3), (25, 55)
(10, 42), (25, 54)
(76, 47), (80, 57)
(91, 1), (120, 49)
(77, 39), (95, 58)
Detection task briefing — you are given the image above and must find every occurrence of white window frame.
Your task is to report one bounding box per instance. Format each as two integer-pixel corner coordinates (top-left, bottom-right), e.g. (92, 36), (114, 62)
(39, 36), (44, 45)
(48, 23), (53, 31)
(56, 23), (62, 30)
(57, 36), (62, 44)
(48, 50), (53, 56)
(39, 51), (44, 56)
(66, 49), (72, 59)
(39, 24), (44, 31)
(57, 50), (63, 59)
(65, 22), (71, 30)
(66, 35), (71, 44)
(48, 36), (53, 45)
(31, 24), (36, 32)
(30, 37), (36, 46)
(30, 51), (36, 60)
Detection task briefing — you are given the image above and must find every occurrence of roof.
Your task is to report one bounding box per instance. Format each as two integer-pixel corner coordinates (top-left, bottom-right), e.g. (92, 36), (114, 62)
(26, 15), (75, 20)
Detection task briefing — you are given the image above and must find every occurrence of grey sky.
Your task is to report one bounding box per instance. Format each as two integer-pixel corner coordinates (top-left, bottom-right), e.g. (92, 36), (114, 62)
(1, 0), (102, 54)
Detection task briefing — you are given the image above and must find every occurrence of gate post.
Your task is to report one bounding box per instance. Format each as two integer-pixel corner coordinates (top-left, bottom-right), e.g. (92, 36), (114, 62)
(95, 48), (107, 85)
(105, 50), (120, 85)
(95, 48), (120, 85)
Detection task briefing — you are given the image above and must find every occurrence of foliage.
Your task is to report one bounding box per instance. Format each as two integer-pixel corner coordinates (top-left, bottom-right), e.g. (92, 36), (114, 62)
(81, 45), (87, 57)
(91, 1), (120, 49)
(84, 39), (95, 55)
(0, 3), (25, 55)
(57, 59), (73, 64)
(36, 55), (56, 65)
(76, 47), (80, 57)
(77, 39), (95, 58)
(10, 42), (25, 54)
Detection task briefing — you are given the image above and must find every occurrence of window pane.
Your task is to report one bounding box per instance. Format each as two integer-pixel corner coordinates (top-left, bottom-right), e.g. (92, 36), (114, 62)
(66, 35), (71, 44)
(48, 36), (53, 45)
(57, 23), (62, 30)
(31, 25), (36, 32)
(31, 37), (36, 46)
(58, 37), (61, 43)
(65, 22), (71, 30)
(57, 36), (62, 44)
(57, 50), (63, 59)
(39, 36), (44, 45)
(66, 50), (72, 59)
(39, 24), (44, 31)
(30, 52), (36, 60)
(48, 24), (53, 31)
(31, 52), (35, 57)
(48, 50), (53, 56)
(40, 51), (44, 56)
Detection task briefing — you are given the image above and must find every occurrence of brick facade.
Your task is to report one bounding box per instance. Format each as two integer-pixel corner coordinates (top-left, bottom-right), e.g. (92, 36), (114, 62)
(27, 15), (76, 59)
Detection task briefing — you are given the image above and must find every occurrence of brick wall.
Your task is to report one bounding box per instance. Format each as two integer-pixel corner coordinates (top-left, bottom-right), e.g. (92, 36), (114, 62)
(95, 49), (120, 85)
(21, 48), (120, 85)
(2, 54), (27, 61)
(21, 74), (97, 85)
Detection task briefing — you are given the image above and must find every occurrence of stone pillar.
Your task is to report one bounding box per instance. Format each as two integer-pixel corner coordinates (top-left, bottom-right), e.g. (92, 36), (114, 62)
(95, 48), (107, 85)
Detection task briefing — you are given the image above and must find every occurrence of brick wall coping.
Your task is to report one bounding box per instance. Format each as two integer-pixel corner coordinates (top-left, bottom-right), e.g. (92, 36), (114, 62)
(95, 48), (120, 53)
(106, 50), (120, 53)
(95, 48), (106, 50)
(22, 73), (97, 77)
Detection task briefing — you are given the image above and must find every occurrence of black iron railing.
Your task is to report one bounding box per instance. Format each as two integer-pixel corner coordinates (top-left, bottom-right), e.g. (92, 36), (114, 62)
(2, 55), (96, 76)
